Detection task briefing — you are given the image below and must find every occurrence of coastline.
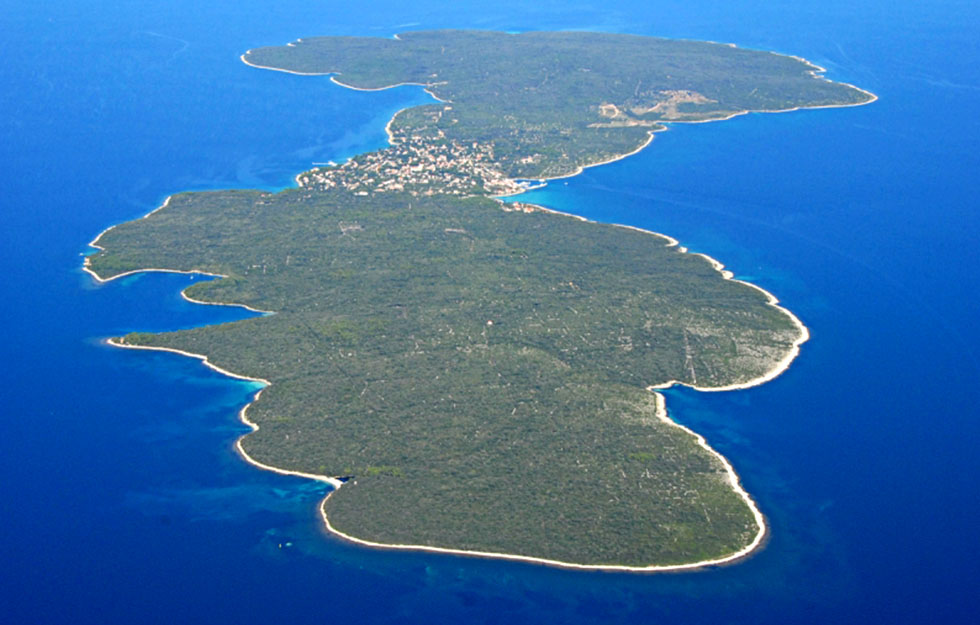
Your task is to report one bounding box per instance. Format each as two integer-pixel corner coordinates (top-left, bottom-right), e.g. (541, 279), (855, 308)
(82, 34), (855, 572)
(608, 224), (809, 393)
(241, 52), (448, 149)
(105, 338), (343, 488)
(318, 389), (767, 572)
(90, 195), (791, 571)
(103, 336), (766, 572)
(243, 41), (875, 190)
(509, 203), (810, 392)
(242, 35), (877, 113)
(241, 51), (450, 99)
(83, 196), (274, 316)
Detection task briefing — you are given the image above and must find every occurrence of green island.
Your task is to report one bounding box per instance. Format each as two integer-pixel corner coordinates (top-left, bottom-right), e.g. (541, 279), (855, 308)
(86, 31), (872, 569)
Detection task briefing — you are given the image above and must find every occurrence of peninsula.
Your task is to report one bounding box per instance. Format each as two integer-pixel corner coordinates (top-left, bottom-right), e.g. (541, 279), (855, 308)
(85, 30), (873, 569)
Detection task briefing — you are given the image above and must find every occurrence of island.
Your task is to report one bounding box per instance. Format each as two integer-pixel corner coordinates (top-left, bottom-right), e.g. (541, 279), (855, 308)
(85, 30), (874, 570)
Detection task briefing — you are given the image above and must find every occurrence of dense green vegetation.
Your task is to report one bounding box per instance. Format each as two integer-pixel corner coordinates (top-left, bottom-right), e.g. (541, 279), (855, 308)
(89, 190), (797, 565)
(245, 30), (873, 178)
(84, 30), (869, 566)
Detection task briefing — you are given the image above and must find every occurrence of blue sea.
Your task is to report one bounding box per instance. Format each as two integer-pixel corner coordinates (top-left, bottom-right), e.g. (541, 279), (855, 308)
(2, 1), (978, 622)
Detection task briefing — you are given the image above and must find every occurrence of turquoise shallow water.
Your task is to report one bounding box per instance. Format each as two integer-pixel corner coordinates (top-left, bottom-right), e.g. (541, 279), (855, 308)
(1, 1), (978, 623)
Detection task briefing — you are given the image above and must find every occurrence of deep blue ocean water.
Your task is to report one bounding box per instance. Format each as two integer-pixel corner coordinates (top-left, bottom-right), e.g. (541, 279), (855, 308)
(2, 1), (978, 622)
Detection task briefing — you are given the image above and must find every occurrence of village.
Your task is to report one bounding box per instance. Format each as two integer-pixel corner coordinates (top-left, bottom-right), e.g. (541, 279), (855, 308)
(296, 133), (530, 197)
